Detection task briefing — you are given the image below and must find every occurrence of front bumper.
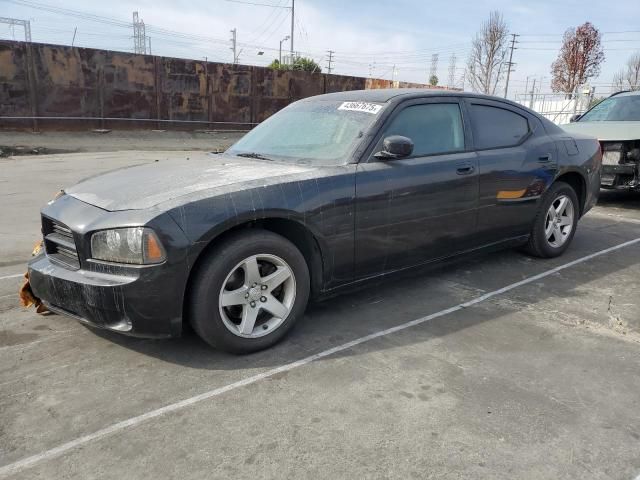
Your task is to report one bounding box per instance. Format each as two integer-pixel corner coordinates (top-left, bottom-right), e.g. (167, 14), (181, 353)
(601, 164), (640, 189)
(28, 254), (183, 338)
(28, 194), (191, 338)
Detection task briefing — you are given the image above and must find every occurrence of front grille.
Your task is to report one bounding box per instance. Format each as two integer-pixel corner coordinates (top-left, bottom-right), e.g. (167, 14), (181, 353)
(42, 217), (80, 269)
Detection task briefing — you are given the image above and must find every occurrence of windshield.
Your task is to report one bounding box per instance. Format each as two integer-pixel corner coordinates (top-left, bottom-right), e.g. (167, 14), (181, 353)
(579, 94), (640, 122)
(227, 99), (385, 165)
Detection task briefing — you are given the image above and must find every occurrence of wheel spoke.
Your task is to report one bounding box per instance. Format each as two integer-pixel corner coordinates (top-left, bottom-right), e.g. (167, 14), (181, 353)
(262, 266), (292, 292)
(242, 257), (262, 285)
(555, 197), (568, 216)
(262, 294), (289, 319)
(220, 287), (248, 307)
(553, 224), (563, 240)
(238, 305), (260, 335)
(545, 218), (554, 238)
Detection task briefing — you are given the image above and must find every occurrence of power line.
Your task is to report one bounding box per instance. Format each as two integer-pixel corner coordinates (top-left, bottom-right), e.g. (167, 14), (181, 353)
(222, 0), (289, 7)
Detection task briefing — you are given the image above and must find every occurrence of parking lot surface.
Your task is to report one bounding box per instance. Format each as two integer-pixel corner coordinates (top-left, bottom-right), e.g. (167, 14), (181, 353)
(1, 152), (639, 479)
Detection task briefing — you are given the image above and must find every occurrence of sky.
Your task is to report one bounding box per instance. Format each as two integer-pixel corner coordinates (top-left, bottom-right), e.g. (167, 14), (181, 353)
(1, 0), (639, 100)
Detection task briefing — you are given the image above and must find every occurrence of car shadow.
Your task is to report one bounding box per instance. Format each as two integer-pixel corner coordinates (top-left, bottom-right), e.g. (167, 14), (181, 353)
(89, 221), (640, 371)
(597, 189), (640, 211)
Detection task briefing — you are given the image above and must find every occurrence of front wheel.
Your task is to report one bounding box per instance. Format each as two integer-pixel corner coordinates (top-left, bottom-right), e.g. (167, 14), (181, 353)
(523, 181), (579, 258)
(189, 230), (310, 354)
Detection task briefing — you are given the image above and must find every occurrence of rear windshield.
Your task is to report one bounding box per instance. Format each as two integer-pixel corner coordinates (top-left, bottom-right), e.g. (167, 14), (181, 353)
(579, 95), (640, 122)
(227, 99), (385, 165)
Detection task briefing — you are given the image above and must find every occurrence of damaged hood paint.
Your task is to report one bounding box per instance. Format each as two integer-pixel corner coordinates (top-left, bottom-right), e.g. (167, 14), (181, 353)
(561, 121), (640, 141)
(65, 152), (314, 211)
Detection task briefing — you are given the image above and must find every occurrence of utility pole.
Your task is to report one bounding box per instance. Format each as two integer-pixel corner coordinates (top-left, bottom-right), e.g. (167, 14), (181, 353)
(391, 64), (397, 82)
(279, 35), (290, 64)
(132, 12), (147, 54)
(71, 26), (77, 46)
(326, 50), (334, 74)
(290, 0), (295, 61)
(0, 17), (32, 42)
(230, 28), (237, 64)
(503, 33), (519, 98)
(148, 37), (152, 55)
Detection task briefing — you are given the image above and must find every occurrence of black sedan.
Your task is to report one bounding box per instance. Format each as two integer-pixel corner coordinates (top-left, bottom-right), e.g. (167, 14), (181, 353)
(28, 89), (601, 353)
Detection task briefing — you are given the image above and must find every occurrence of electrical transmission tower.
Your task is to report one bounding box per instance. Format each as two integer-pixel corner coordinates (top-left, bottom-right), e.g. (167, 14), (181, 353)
(448, 53), (457, 88)
(326, 50), (334, 74)
(0, 17), (32, 42)
(132, 12), (147, 54)
(230, 28), (237, 64)
(430, 54), (439, 82)
(503, 33), (519, 98)
(229, 28), (242, 64)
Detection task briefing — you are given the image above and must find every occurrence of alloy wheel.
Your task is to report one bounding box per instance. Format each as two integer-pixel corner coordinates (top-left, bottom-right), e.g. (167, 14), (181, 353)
(218, 254), (296, 338)
(544, 194), (574, 248)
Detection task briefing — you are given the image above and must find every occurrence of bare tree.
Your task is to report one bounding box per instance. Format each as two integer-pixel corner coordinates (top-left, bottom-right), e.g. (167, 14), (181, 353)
(551, 22), (605, 95)
(467, 11), (509, 95)
(612, 52), (640, 92)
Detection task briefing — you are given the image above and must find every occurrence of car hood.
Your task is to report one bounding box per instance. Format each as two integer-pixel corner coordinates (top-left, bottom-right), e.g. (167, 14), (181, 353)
(65, 152), (314, 211)
(560, 121), (640, 141)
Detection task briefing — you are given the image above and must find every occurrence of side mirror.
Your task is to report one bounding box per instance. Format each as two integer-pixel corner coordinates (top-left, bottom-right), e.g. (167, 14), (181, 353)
(375, 135), (414, 159)
(569, 114), (581, 123)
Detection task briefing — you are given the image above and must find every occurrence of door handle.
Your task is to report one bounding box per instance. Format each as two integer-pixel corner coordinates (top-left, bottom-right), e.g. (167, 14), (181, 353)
(456, 163), (475, 175)
(538, 154), (552, 163)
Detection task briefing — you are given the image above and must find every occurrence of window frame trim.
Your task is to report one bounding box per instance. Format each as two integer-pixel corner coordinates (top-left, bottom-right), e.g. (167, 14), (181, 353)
(464, 99), (533, 151)
(364, 97), (472, 163)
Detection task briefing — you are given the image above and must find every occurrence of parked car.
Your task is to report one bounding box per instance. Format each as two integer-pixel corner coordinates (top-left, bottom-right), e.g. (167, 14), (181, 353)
(562, 90), (640, 190)
(28, 89), (601, 353)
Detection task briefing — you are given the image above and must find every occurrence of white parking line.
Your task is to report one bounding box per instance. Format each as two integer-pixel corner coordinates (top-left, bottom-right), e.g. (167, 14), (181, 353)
(1, 237), (640, 478)
(0, 274), (23, 281)
(588, 211), (640, 225)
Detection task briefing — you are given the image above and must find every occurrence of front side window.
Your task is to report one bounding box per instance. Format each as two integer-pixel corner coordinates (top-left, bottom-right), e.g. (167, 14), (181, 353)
(469, 104), (529, 149)
(381, 103), (465, 157)
(579, 95), (640, 122)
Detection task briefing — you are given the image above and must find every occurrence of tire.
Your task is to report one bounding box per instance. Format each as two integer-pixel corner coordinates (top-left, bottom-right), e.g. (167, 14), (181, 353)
(523, 181), (579, 258)
(189, 230), (310, 354)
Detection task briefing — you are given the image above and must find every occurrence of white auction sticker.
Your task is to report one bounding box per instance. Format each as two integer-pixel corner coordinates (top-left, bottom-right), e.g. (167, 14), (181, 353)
(338, 101), (383, 114)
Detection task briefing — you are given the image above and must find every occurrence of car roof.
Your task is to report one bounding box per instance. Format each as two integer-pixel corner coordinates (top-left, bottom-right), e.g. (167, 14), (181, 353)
(303, 88), (533, 110)
(300, 88), (563, 134)
(609, 90), (640, 98)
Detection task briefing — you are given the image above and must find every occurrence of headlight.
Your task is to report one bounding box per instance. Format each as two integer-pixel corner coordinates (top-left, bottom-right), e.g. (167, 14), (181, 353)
(91, 227), (166, 265)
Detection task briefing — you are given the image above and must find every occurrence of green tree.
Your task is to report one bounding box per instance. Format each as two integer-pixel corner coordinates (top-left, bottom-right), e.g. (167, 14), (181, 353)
(291, 57), (322, 73)
(268, 57), (322, 73)
(429, 75), (439, 86)
(267, 59), (287, 70)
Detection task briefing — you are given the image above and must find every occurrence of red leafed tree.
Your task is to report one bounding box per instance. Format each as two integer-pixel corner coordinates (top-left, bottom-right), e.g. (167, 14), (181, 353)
(551, 22), (605, 95)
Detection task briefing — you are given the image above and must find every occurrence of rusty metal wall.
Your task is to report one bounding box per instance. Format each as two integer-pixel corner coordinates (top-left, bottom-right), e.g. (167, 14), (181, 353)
(0, 40), (439, 131)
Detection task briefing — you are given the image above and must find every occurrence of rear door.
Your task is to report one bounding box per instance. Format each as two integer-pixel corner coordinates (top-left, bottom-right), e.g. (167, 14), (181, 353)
(465, 99), (558, 244)
(354, 97), (479, 279)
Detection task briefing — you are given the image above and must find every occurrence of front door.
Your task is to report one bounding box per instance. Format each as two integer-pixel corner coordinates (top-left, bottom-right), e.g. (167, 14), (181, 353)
(354, 99), (479, 280)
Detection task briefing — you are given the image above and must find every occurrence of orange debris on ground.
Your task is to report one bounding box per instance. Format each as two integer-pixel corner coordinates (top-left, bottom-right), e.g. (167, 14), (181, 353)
(18, 240), (48, 314)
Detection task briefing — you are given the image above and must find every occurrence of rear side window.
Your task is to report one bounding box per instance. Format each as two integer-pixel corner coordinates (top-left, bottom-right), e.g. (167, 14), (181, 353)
(381, 103), (465, 156)
(469, 104), (529, 149)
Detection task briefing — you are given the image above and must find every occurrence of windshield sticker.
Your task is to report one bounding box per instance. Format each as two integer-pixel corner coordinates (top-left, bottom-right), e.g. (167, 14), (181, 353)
(338, 102), (383, 115)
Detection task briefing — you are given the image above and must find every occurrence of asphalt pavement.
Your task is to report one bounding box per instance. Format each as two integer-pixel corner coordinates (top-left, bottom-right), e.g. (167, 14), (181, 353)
(0, 152), (639, 479)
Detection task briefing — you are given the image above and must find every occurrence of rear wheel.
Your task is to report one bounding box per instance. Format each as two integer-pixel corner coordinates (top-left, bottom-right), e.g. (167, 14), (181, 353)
(190, 230), (310, 353)
(523, 181), (579, 258)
